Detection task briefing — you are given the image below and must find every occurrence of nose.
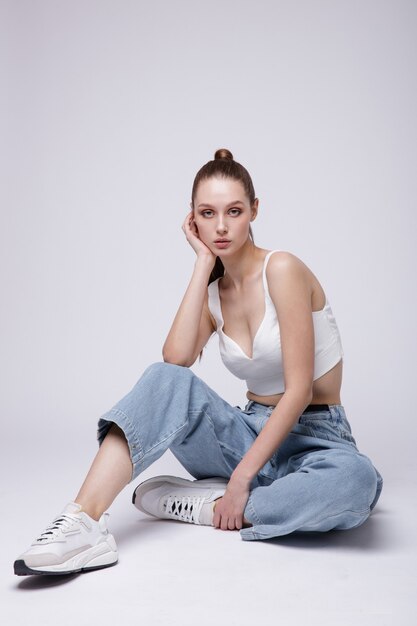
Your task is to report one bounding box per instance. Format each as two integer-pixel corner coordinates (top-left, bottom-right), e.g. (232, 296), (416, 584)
(216, 218), (228, 234)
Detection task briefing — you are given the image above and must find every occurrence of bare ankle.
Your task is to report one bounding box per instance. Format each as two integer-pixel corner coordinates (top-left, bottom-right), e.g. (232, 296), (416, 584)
(74, 501), (102, 522)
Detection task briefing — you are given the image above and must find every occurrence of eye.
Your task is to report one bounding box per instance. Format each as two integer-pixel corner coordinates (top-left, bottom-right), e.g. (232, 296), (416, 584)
(201, 210), (214, 217)
(229, 208), (242, 216)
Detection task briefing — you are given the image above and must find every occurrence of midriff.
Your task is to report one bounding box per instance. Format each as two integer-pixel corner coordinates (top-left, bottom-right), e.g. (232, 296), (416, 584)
(246, 358), (343, 407)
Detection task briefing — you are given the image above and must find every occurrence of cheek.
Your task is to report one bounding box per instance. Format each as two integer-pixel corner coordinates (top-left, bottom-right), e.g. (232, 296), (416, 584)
(236, 219), (251, 235)
(194, 220), (210, 238)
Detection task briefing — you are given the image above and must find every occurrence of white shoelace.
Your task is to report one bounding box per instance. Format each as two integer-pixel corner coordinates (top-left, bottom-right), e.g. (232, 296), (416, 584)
(164, 495), (206, 524)
(34, 514), (82, 543)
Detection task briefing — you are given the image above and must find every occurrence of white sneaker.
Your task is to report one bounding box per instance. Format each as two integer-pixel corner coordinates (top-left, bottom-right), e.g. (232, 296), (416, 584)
(132, 475), (228, 526)
(14, 502), (118, 576)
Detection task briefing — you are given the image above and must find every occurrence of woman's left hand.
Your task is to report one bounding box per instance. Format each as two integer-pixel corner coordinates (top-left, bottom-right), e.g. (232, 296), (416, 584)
(212, 479), (251, 531)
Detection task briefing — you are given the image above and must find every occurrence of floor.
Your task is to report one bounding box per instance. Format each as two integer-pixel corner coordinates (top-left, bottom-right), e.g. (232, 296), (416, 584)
(2, 436), (416, 626)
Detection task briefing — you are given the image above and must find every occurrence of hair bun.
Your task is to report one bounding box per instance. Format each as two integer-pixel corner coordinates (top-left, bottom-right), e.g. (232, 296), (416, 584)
(214, 148), (233, 161)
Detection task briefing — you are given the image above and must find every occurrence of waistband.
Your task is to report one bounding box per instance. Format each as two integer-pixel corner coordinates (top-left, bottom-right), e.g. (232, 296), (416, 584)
(303, 404), (330, 412)
(245, 400), (330, 412)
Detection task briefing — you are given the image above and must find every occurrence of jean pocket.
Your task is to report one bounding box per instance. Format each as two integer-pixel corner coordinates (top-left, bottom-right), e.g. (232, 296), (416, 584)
(298, 413), (356, 445)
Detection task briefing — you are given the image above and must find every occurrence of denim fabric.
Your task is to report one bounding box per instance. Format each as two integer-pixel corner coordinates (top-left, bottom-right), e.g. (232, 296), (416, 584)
(97, 361), (383, 541)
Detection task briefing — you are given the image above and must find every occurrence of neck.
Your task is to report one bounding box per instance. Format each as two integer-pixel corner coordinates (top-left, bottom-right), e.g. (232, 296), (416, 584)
(220, 242), (265, 288)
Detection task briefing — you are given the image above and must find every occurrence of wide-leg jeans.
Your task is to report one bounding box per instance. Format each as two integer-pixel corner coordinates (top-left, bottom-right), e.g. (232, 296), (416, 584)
(97, 362), (383, 541)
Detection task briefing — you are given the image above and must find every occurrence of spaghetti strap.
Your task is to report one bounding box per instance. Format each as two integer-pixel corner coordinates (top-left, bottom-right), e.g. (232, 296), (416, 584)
(262, 250), (281, 297)
(209, 251), (281, 328)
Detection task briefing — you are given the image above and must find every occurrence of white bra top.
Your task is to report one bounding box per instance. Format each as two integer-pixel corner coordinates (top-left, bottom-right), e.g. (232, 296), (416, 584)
(207, 250), (344, 396)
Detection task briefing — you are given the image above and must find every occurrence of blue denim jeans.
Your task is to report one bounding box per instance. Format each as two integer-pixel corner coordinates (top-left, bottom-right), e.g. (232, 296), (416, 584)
(97, 361), (383, 541)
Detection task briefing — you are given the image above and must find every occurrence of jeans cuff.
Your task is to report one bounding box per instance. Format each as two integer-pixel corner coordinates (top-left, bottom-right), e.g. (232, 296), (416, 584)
(243, 490), (264, 526)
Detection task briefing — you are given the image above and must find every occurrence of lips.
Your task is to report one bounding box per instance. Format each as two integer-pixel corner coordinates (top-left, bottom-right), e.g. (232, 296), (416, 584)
(214, 239), (231, 243)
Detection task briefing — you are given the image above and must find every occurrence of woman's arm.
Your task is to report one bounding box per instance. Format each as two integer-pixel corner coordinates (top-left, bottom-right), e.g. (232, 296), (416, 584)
(231, 251), (315, 486)
(162, 256), (216, 366)
(213, 251), (316, 531)
(162, 211), (217, 367)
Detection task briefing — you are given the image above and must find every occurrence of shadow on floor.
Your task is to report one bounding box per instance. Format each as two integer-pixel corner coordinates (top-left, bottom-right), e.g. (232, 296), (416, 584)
(114, 505), (396, 553)
(254, 507), (397, 552)
(14, 507), (395, 590)
(16, 572), (80, 590)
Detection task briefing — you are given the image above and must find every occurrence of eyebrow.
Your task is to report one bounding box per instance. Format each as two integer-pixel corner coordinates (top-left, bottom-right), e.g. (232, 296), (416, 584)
(197, 200), (245, 208)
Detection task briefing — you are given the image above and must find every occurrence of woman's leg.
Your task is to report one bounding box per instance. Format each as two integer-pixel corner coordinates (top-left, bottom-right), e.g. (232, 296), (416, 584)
(74, 423), (133, 520)
(239, 404), (383, 541)
(83, 361), (263, 526)
(241, 447), (379, 540)
(95, 361), (261, 485)
(15, 362), (260, 575)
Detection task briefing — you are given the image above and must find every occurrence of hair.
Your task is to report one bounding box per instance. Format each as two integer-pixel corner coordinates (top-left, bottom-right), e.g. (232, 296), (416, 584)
(191, 148), (256, 285)
(191, 148), (256, 361)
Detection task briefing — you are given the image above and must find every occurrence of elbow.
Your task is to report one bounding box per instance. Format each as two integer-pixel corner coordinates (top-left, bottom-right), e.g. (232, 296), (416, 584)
(162, 347), (193, 368)
(303, 388), (314, 405)
(284, 385), (313, 406)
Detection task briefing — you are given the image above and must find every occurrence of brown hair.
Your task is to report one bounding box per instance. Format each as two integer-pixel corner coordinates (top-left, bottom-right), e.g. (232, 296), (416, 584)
(191, 148), (256, 285)
(191, 148), (256, 360)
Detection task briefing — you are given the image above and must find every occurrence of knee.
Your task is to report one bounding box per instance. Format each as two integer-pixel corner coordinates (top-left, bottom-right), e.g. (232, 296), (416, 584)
(342, 453), (378, 509)
(142, 361), (193, 383)
(359, 456), (379, 507)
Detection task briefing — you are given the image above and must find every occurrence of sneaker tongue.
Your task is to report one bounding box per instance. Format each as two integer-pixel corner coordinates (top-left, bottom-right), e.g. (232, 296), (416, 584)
(61, 502), (83, 515)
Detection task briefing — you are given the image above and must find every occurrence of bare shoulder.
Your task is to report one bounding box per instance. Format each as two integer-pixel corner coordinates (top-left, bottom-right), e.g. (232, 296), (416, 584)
(265, 250), (313, 313)
(266, 250), (310, 281)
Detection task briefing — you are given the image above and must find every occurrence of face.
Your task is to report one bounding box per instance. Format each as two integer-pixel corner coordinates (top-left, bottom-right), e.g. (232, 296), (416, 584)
(191, 177), (258, 255)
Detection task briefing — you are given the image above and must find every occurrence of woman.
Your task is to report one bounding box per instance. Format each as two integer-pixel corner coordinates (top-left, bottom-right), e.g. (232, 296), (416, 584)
(14, 148), (383, 576)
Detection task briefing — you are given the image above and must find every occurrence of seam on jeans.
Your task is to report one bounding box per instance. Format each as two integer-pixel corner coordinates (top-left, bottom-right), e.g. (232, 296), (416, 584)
(240, 529), (264, 540)
(203, 411), (234, 456)
(246, 495), (264, 525)
(100, 409), (143, 482)
(140, 421), (189, 458)
(293, 507), (371, 534)
(240, 506), (371, 540)
(218, 440), (241, 457)
(103, 408), (144, 459)
(203, 410), (258, 481)
(108, 408), (200, 460)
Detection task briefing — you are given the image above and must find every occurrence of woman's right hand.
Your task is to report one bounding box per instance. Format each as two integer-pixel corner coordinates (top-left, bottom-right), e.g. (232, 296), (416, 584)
(182, 211), (216, 265)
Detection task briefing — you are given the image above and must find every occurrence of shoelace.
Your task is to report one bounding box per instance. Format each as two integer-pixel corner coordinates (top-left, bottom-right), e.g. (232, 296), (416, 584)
(34, 514), (82, 543)
(164, 495), (206, 524)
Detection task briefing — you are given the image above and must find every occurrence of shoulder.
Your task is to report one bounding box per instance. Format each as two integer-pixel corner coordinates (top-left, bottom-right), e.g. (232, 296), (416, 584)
(266, 250), (309, 282)
(265, 250), (312, 308)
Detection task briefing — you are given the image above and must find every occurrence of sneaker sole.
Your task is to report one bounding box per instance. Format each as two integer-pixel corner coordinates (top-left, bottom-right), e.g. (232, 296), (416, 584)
(13, 558), (118, 576)
(14, 538), (118, 576)
(132, 474), (229, 517)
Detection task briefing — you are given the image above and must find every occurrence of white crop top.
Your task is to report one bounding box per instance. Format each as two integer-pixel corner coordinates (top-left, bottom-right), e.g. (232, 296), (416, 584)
(207, 250), (344, 396)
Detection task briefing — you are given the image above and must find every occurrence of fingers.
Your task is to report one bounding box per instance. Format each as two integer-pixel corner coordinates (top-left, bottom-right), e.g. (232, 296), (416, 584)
(183, 211), (193, 226)
(181, 211), (198, 237)
(220, 517), (241, 531)
(213, 495), (244, 531)
(214, 513), (242, 531)
(181, 211), (192, 233)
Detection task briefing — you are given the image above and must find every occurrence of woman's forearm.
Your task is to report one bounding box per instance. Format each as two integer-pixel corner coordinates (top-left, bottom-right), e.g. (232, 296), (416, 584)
(230, 389), (313, 486)
(162, 255), (214, 365)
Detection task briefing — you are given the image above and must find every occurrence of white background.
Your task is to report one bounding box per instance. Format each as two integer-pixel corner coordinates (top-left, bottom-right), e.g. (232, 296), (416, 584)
(1, 1), (416, 624)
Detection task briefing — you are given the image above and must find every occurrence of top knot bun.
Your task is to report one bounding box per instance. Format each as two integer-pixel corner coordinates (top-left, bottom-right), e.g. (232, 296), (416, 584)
(214, 148), (233, 161)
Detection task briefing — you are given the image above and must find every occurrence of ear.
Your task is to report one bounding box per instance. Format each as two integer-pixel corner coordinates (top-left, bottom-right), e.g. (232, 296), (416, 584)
(250, 198), (259, 221)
